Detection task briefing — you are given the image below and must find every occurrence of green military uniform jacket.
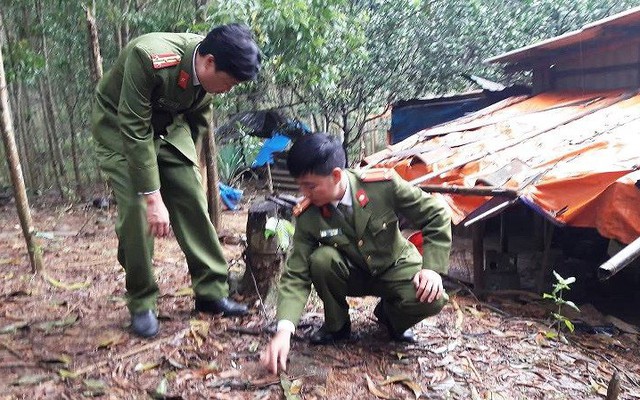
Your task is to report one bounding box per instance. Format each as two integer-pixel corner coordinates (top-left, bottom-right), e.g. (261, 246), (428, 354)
(92, 32), (211, 193)
(276, 169), (452, 326)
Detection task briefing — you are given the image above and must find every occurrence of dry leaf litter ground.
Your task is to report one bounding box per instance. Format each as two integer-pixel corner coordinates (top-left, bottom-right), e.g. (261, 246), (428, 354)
(1, 197), (640, 400)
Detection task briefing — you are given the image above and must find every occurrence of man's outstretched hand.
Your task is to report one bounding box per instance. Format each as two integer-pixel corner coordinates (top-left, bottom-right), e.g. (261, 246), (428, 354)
(260, 330), (291, 374)
(413, 269), (443, 303)
(144, 191), (171, 238)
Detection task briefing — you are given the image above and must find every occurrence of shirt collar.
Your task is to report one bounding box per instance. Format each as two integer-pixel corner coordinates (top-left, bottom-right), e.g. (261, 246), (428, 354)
(192, 44), (201, 86)
(332, 171), (352, 208)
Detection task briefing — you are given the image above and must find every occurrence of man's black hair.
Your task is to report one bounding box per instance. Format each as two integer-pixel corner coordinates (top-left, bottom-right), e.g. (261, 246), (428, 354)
(199, 23), (261, 82)
(287, 133), (346, 178)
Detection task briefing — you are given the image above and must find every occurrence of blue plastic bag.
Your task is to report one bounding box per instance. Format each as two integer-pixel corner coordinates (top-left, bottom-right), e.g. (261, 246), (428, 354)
(218, 182), (243, 210)
(252, 133), (291, 167)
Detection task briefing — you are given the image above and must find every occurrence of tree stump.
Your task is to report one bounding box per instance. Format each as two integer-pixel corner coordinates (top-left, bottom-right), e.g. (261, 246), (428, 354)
(240, 198), (293, 309)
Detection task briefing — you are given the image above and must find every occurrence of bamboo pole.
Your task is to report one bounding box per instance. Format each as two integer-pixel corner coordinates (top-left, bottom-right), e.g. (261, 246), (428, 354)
(420, 184), (518, 198)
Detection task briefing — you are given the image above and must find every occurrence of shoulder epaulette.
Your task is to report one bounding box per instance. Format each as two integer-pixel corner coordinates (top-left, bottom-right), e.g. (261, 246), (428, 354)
(151, 53), (181, 69)
(293, 197), (312, 217)
(358, 168), (394, 183)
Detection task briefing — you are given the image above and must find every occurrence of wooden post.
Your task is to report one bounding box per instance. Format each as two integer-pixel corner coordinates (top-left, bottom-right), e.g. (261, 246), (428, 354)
(500, 213), (508, 253)
(0, 43), (44, 272)
(206, 112), (221, 229)
(536, 220), (555, 292)
(472, 221), (485, 298)
(266, 162), (274, 194)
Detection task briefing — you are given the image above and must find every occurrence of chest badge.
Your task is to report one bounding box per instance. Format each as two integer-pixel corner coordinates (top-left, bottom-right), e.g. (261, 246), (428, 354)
(320, 228), (341, 238)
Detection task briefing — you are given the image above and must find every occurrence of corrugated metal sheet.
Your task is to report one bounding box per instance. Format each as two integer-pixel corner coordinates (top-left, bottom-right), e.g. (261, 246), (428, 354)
(486, 7), (640, 65)
(364, 90), (640, 244)
(550, 43), (640, 91)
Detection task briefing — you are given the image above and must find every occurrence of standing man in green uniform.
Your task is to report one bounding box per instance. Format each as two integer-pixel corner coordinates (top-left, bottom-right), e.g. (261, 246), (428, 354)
(261, 133), (452, 374)
(91, 24), (261, 338)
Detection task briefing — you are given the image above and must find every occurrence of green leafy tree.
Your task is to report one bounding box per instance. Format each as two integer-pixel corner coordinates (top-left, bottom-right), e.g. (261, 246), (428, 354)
(2, 0), (640, 187)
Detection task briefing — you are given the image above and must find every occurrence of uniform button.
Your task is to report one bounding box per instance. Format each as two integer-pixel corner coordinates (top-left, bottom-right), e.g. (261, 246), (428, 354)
(382, 223), (387, 229)
(334, 243), (338, 248)
(367, 255), (371, 262)
(358, 240), (364, 247)
(159, 135), (165, 140)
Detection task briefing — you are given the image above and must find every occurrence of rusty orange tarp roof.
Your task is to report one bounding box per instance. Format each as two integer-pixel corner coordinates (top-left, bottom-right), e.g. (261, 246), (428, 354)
(364, 90), (640, 244)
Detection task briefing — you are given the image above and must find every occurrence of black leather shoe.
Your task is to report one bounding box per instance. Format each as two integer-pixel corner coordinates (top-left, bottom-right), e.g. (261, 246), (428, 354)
(309, 321), (351, 345)
(373, 301), (416, 343)
(195, 297), (248, 316)
(131, 310), (159, 338)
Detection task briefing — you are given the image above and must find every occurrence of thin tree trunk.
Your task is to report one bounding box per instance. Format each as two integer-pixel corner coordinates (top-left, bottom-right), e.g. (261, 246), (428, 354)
(120, 25), (129, 47)
(37, 79), (65, 197)
(117, 0), (132, 51)
(62, 93), (84, 200)
(341, 110), (350, 164)
(11, 84), (32, 187)
(193, 0), (208, 24)
(0, 7), (32, 188)
(358, 129), (365, 161)
(43, 81), (66, 178)
(368, 129), (375, 155)
(36, 0), (66, 180)
(193, 9), (220, 229)
(206, 113), (221, 230)
(39, 78), (67, 177)
(19, 82), (41, 188)
(84, 0), (105, 186)
(0, 43), (44, 272)
(85, 0), (103, 84)
(115, 25), (122, 53)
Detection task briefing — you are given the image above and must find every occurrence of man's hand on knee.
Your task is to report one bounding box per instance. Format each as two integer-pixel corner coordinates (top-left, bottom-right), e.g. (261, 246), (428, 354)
(261, 330), (291, 374)
(144, 192), (171, 237)
(413, 269), (443, 303)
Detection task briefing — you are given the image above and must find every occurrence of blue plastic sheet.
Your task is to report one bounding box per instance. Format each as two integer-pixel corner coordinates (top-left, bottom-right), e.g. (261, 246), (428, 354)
(218, 182), (243, 211)
(252, 133), (291, 167)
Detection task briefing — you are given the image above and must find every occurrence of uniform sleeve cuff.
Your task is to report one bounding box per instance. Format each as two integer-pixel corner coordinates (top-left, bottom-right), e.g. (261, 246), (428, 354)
(138, 189), (160, 196)
(277, 320), (295, 334)
(130, 165), (161, 195)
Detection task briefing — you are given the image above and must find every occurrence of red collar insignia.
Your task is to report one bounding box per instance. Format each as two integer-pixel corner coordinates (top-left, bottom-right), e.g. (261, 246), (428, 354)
(356, 189), (369, 207)
(321, 205), (332, 218)
(178, 70), (190, 89)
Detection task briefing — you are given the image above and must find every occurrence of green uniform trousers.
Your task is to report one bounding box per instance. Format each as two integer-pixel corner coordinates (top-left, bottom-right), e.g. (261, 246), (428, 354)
(96, 139), (229, 314)
(309, 246), (447, 333)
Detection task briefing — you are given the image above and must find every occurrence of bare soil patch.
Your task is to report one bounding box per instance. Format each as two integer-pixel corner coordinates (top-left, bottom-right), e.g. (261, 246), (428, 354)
(1, 201), (639, 399)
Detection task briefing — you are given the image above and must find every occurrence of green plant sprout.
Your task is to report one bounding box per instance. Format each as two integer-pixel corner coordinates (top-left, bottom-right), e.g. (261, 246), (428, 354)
(264, 217), (295, 251)
(542, 270), (580, 341)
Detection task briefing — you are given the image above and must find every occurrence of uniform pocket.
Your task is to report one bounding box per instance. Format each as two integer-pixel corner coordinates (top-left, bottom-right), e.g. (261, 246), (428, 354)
(319, 234), (351, 248)
(163, 122), (198, 165)
(370, 211), (399, 236)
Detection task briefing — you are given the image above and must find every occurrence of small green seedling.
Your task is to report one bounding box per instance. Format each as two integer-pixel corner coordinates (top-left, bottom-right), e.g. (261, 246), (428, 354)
(542, 270), (580, 341)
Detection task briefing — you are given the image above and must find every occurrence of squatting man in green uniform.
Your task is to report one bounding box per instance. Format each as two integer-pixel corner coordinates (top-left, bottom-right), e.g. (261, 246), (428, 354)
(91, 24), (261, 338)
(261, 133), (452, 374)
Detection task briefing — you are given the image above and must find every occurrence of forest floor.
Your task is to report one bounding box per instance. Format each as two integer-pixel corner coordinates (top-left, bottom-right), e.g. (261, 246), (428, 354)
(1, 193), (640, 400)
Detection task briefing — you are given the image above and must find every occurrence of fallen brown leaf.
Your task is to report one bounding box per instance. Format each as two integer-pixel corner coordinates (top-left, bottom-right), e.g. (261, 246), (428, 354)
(365, 374), (393, 399)
(379, 375), (422, 399)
